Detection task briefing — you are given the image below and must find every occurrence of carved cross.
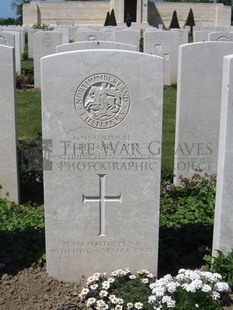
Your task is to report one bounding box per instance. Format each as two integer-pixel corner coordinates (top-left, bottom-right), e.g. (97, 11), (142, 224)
(82, 174), (122, 236)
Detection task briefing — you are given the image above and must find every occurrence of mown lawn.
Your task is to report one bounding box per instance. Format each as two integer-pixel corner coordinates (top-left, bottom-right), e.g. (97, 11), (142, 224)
(16, 89), (41, 140)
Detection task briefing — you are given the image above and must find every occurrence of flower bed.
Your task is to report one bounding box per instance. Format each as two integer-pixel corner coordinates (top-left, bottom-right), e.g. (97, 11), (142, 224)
(79, 268), (230, 309)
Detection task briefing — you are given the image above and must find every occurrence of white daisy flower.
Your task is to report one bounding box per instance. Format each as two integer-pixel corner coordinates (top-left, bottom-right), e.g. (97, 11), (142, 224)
(96, 299), (108, 309)
(137, 270), (149, 275)
(109, 295), (118, 304)
(90, 283), (98, 290)
(141, 278), (149, 284)
(86, 297), (96, 306)
(99, 290), (108, 298)
(127, 302), (134, 309)
(129, 275), (137, 280)
(134, 302), (143, 309)
(117, 298), (124, 305)
(102, 281), (110, 290)
(79, 287), (89, 298)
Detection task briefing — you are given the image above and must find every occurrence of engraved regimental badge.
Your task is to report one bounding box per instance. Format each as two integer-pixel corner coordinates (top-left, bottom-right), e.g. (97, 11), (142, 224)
(43, 34), (53, 49)
(216, 36), (229, 42)
(74, 74), (130, 129)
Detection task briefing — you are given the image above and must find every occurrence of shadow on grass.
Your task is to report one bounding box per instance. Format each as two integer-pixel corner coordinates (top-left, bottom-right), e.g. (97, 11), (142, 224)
(20, 181), (44, 205)
(158, 223), (213, 277)
(18, 139), (44, 205)
(0, 223), (213, 277)
(0, 228), (45, 275)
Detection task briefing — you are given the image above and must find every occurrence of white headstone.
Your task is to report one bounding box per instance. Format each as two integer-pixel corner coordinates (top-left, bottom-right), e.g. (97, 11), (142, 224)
(76, 30), (107, 42)
(0, 31), (15, 47)
(194, 30), (211, 42)
(0, 45), (19, 203)
(144, 28), (160, 33)
(3, 31), (21, 73)
(28, 28), (40, 58)
(208, 32), (233, 42)
(114, 29), (141, 51)
(55, 27), (70, 44)
(99, 26), (117, 41)
(33, 31), (62, 88)
(67, 27), (76, 43)
(56, 41), (137, 53)
(174, 42), (233, 183)
(0, 31), (21, 73)
(3, 26), (25, 53)
(144, 30), (179, 85)
(212, 54), (233, 256)
(41, 50), (163, 281)
(170, 29), (189, 46)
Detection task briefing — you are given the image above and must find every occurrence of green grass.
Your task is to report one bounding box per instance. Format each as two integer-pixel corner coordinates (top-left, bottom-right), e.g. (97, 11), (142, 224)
(162, 85), (177, 175)
(21, 59), (33, 70)
(16, 89), (41, 140)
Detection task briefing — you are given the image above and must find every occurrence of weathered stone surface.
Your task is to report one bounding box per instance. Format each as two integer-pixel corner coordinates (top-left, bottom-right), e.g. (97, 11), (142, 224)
(114, 29), (141, 51)
(208, 31), (233, 42)
(194, 30), (212, 42)
(76, 30), (107, 42)
(2, 26), (25, 53)
(174, 42), (233, 182)
(33, 31), (62, 88)
(28, 28), (40, 59)
(56, 41), (137, 53)
(171, 28), (189, 45)
(0, 45), (19, 203)
(0, 31), (21, 73)
(212, 54), (233, 256)
(41, 50), (163, 281)
(144, 30), (179, 85)
(3, 31), (21, 73)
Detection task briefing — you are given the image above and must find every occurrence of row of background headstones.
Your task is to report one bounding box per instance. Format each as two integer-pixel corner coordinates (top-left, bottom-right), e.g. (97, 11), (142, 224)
(1, 23), (233, 76)
(32, 27), (233, 87)
(5, 23), (231, 59)
(2, 23), (233, 57)
(1, 35), (233, 279)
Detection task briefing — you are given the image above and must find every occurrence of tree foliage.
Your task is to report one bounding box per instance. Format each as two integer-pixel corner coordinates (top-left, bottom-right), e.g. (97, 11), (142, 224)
(104, 11), (111, 26)
(109, 9), (117, 26)
(169, 10), (180, 29)
(185, 8), (195, 36)
(0, 18), (18, 25)
(11, 0), (29, 24)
